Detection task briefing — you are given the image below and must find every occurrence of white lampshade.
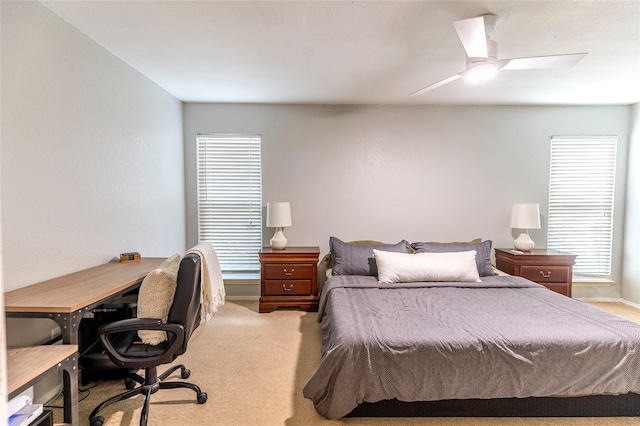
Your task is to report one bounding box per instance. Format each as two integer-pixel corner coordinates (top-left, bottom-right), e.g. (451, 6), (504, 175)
(510, 203), (541, 229)
(266, 202), (291, 249)
(266, 202), (292, 227)
(510, 203), (541, 251)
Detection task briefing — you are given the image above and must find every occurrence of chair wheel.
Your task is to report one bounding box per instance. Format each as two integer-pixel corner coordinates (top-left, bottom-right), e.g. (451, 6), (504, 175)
(125, 378), (136, 390)
(181, 368), (190, 379)
(90, 416), (104, 426)
(198, 392), (208, 404)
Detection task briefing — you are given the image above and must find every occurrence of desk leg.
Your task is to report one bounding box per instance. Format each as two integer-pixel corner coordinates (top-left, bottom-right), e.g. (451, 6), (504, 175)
(61, 353), (79, 426)
(49, 310), (85, 345)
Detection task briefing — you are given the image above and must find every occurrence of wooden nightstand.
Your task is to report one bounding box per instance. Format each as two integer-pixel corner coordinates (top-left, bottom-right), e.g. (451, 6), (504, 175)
(259, 246), (320, 313)
(495, 248), (577, 297)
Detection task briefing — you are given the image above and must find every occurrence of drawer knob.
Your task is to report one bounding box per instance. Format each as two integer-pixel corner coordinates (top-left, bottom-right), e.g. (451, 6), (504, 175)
(283, 268), (295, 276)
(282, 284), (294, 292)
(540, 270), (552, 278)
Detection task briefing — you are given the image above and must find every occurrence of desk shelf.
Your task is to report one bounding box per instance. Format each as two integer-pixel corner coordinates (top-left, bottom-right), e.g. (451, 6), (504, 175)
(8, 345), (78, 426)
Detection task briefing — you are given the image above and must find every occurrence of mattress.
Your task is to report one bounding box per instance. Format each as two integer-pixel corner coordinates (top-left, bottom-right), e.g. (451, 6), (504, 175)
(302, 274), (640, 419)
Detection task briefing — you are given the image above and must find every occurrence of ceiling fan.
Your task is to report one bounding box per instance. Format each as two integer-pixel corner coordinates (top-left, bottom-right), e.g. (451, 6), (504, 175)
(411, 14), (587, 96)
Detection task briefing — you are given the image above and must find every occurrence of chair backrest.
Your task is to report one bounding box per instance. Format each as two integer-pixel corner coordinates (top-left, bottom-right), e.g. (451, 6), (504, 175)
(167, 253), (202, 356)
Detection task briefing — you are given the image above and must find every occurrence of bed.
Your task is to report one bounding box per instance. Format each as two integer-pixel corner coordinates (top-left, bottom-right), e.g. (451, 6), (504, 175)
(302, 237), (640, 419)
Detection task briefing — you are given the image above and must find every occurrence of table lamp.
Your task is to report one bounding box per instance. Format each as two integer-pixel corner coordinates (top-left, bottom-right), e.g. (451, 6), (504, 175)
(510, 203), (541, 251)
(266, 202), (292, 250)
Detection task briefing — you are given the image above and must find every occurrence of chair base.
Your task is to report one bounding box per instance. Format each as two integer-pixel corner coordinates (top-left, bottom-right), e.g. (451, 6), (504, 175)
(89, 363), (207, 426)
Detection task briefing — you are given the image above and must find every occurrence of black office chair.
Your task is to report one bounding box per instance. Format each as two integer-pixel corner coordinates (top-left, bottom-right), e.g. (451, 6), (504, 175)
(79, 253), (208, 426)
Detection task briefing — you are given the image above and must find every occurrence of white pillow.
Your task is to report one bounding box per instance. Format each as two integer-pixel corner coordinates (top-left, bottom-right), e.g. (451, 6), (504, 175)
(373, 249), (481, 283)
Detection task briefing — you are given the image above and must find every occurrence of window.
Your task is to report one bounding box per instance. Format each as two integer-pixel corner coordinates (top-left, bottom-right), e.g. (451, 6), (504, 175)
(196, 134), (262, 274)
(547, 136), (617, 278)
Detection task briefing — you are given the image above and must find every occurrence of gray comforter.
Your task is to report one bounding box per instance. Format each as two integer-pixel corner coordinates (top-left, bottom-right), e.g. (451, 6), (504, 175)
(302, 275), (640, 419)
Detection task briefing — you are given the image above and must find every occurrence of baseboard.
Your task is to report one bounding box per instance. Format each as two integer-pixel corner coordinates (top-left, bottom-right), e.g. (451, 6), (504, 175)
(223, 296), (640, 306)
(577, 297), (623, 303)
(224, 295), (640, 306)
(225, 295), (260, 301)
(224, 296), (640, 304)
(223, 283), (260, 299)
(577, 297), (640, 312)
(622, 299), (640, 310)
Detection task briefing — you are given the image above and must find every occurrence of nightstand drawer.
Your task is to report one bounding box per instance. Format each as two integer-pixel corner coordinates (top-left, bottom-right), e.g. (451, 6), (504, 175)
(520, 265), (570, 283)
(264, 280), (312, 296)
(544, 283), (570, 296)
(264, 263), (314, 280)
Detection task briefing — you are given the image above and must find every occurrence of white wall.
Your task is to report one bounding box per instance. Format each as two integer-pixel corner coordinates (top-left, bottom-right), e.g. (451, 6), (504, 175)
(1, 1), (186, 407)
(623, 103), (640, 304)
(1, 1), (186, 292)
(183, 103), (630, 299)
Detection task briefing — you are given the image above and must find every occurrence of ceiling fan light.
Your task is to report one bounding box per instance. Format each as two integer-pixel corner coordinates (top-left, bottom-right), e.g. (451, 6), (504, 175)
(465, 62), (498, 82)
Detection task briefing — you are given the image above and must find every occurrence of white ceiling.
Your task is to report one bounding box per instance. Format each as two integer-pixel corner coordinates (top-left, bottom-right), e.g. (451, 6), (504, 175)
(41, 1), (640, 106)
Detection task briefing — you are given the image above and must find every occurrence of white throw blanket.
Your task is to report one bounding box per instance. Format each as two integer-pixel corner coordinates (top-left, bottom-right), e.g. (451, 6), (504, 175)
(187, 242), (225, 322)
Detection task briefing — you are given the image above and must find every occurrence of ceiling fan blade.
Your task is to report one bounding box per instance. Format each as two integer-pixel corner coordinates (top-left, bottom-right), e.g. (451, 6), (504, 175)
(499, 52), (587, 70)
(410, 73), (464, 96)
(453, 16), (488, 58)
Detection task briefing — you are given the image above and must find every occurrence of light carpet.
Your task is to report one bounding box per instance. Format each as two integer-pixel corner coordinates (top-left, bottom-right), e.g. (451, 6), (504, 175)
(51, 301), (640, 425)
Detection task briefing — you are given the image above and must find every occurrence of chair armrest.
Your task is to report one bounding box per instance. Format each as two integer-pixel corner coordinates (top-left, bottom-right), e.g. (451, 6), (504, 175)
(100, 317), (162, 333)
(98, 318), (185, 369)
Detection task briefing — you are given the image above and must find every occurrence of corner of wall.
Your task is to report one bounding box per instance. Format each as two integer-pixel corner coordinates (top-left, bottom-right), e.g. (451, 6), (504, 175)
(622, 103), (640, 302)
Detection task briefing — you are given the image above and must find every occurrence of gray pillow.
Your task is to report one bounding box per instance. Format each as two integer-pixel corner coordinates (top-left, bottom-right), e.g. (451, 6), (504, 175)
(410, 240), (497, 277)
(330, 236), (410, 276)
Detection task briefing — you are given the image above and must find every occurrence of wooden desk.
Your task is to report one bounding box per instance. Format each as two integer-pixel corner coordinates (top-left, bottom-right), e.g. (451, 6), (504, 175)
(8, 345), (79, 425)
(5, 258), (166, 344)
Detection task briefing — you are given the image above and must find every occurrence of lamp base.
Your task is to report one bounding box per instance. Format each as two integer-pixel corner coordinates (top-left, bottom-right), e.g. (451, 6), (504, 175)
(270, 227), (288, 250)
(513, 231), (535, 252)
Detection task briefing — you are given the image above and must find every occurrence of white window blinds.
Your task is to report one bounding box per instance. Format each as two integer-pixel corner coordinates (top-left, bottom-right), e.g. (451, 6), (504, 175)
(547, 136), (617, 277)
(196, 134), (262, 273)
